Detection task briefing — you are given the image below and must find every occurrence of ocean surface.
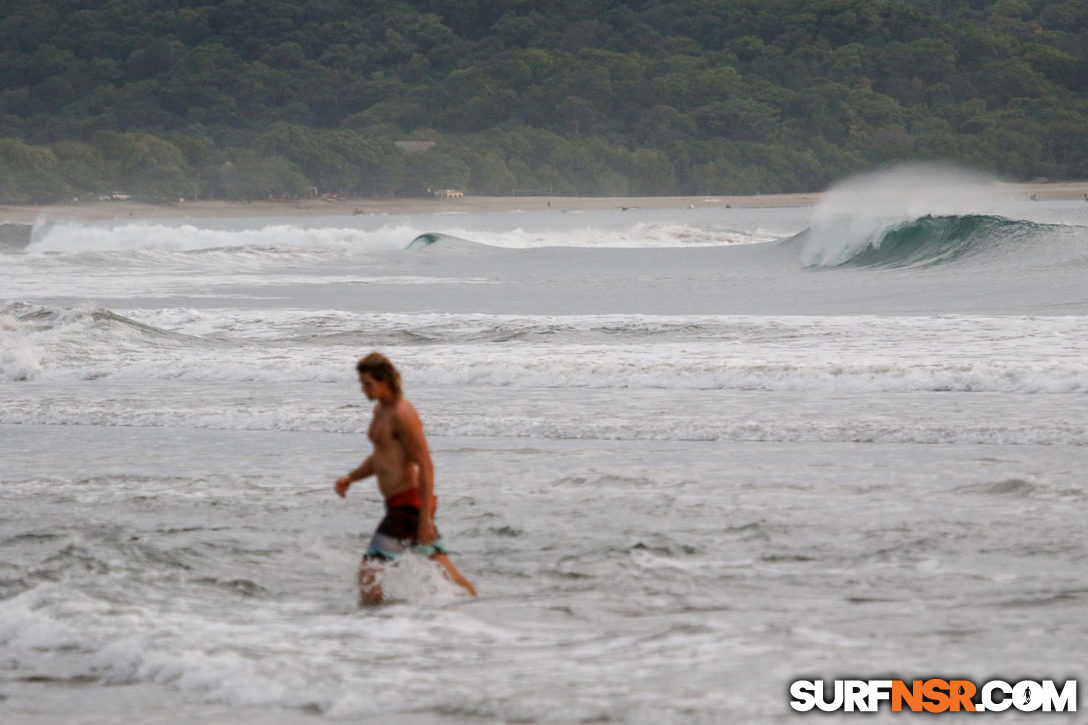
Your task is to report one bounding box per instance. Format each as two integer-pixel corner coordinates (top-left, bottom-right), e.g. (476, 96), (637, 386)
(2, 167), (1086, 723)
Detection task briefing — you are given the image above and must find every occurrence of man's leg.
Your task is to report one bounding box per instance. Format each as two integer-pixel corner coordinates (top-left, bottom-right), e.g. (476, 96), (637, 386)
(357, 558), (384, 606)
(429, 553), (476, 597)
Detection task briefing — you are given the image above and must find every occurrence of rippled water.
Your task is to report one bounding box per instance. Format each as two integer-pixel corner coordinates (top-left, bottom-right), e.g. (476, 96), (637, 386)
(2, 181), (1086, 722)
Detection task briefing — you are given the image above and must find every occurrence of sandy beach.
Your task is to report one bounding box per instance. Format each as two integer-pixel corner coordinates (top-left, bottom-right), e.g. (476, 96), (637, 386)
(0, 193), (819, 224)
(2, 181), (1086, 224)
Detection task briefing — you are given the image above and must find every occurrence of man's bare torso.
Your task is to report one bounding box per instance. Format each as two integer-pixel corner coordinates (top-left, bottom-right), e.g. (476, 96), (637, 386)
(368, 399), (420, 499)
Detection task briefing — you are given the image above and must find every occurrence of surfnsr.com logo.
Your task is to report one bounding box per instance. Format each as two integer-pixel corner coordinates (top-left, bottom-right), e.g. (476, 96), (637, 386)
(790, 679), (1077, 713)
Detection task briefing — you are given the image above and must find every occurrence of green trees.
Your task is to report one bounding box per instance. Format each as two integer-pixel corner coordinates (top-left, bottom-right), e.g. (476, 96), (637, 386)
(0, 0), (1086, 202)
(0, 138), (63, 202)
(253, 124), (407, 196)
(216, 153), (311, 200)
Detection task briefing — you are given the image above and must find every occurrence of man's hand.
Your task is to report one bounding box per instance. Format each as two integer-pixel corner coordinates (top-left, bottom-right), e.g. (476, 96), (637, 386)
(418, 516), (438, 545)
(334, 476), (352, 498)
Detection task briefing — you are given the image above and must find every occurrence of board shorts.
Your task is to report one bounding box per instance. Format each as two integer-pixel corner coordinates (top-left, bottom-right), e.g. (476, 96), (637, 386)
(364, 488), (447, 562)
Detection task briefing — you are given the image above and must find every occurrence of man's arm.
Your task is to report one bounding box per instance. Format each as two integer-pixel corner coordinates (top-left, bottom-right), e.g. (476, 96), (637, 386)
(395, 406), (437, 543)
(335, 456), (375, 497)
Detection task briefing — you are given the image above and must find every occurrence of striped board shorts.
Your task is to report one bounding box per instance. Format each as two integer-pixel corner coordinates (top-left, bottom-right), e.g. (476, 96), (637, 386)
(364, 503), (447, 561)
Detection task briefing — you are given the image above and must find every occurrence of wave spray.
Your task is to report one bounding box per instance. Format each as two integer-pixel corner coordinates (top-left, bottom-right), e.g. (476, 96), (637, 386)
(801, 162), (1011, 267)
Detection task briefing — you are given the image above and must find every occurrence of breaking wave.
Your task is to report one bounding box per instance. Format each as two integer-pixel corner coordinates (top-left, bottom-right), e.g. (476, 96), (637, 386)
(794, 161), (1087, 269)
(799, 214), (1058, 268)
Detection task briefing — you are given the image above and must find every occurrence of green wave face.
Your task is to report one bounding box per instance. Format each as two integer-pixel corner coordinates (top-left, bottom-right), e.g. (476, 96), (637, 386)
(841, 214), (1045, 268)
(406, 232), (442, 250)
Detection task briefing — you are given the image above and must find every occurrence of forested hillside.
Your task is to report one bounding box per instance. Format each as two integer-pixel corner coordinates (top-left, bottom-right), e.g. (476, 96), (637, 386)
(1, 0), (1086, 202)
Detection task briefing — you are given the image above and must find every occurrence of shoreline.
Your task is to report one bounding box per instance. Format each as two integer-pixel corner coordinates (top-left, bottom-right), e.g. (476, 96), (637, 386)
(0, 193), (819, 224)
(1, 181), (1086, 224)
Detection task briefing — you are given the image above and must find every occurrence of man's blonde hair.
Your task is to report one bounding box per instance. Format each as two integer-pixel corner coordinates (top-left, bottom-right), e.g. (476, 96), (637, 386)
(356, 352), (402, 396)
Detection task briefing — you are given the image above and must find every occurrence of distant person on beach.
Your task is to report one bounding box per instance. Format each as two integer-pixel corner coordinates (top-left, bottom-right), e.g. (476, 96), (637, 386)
(335, 352), (476, 605)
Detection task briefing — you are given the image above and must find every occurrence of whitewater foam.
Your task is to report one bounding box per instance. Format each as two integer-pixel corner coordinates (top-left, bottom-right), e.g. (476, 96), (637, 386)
(410, 222), (780, 248)
(26, 221), (411, 255)
(5, 304), (1088, 398)
(14, 217), (786, 259)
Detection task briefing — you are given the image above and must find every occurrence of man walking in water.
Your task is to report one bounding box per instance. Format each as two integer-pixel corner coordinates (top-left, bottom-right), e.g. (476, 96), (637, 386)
(335, 352), (476, 605)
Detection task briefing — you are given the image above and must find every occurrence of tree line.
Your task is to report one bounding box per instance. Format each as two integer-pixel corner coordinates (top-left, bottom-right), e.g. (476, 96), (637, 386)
(1, 0), (1086, 202)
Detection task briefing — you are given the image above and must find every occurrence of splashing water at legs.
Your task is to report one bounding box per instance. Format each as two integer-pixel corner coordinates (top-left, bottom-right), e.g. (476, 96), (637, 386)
(357, 553), (476, 607)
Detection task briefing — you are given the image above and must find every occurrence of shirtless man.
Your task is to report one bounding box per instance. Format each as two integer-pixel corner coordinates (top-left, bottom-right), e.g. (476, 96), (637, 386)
(335, 352), (476, 605)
